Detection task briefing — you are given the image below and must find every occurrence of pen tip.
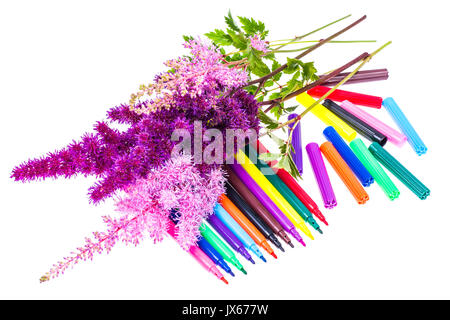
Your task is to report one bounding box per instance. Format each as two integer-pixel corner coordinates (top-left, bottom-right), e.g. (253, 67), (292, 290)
(241, 268), (247, 275)
(260, 256), (267, 263)
(279, 246), (285, 253)
(249, 257), (255, 264)
(288, 242), (294, 248)
(221, 277), (229, 285)
(317, 228), (323, 234)
(270, 252), (277, 259)
(300, 240), (306, 247)
(229, 270), (235, 277)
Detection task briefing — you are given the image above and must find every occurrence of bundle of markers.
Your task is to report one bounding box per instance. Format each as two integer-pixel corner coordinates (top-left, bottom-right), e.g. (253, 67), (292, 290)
(170, 84), (430, 284)
(9, 13), (430, 284)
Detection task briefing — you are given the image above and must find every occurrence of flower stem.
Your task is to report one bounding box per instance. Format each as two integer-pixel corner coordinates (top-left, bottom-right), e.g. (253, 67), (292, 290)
(245, 15), (367, 87)
(271, 14), (352, 52)
(261, 41), (392, 136)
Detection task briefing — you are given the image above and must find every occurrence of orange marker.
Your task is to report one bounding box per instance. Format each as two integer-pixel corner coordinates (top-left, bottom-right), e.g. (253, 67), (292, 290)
(219, 194), (277, 259)
(320, 142), (369, 204)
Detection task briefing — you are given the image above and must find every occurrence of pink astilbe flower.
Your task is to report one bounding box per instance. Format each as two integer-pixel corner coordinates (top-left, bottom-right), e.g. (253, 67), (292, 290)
(249, 34), (269, 53)
(130, 38), (248, 114)
(40, 155), (225, 282)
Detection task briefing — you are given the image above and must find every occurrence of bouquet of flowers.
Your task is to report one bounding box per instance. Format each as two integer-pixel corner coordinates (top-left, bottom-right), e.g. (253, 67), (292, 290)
(11, 12), (391, 282)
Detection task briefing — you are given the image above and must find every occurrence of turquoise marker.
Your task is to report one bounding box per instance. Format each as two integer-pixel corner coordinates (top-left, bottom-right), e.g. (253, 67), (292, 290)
(214, 203), (266, 262)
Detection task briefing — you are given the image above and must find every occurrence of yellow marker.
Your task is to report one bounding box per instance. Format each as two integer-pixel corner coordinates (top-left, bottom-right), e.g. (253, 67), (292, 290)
(237, 150), (314, 240)
(296, 92), (357, 142)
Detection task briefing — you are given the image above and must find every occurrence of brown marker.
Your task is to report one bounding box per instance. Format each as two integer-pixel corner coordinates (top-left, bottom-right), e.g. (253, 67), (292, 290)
(225, 167), (294, 248)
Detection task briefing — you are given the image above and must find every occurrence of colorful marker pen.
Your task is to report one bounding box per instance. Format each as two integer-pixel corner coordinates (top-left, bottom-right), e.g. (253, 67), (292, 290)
(228, 164), (305, 247)
(207, 214), (255, 264)
(246, 145), (323, 234)
(225, 167), (293, 248)
(256, 141), (328, 226)
(224, 183), (285, 252)
(197, 237), (235, 277)
(219, 194), (278, 259)
(235, 150), (314, 240)
(200, 223), (247, 275)
(214, 203), (266, 263)
(166, 220), (228, 284)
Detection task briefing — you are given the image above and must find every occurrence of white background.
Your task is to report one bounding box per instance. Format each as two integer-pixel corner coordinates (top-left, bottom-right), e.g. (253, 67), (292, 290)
(1, 0), (449, 300)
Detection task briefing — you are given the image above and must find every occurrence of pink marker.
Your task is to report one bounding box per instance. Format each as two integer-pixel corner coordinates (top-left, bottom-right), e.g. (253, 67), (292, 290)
(166, 221), (228, 285)
(340, 100), (407, 147)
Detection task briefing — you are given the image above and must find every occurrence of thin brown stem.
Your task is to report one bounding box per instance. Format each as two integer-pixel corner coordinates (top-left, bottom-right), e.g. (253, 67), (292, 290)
(245, 15), (367, 87)
(262, 51), (369, 111)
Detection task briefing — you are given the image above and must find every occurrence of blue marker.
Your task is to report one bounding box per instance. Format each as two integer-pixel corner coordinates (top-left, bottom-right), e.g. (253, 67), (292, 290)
(197, 237), (235, 277)
(214, 203), (266, 262)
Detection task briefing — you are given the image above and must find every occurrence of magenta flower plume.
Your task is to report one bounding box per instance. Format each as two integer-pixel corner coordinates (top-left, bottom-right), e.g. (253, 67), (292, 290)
(40, 155), (225, 282)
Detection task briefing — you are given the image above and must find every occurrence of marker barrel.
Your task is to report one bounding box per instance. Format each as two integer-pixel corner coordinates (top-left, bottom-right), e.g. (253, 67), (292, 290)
(382, 97), (427, 156)
(207, 214), (254, 263)
(246, 145), (322, 234)
(320, 142), (369, 204)
(235, 150), (314, 240)
(323, 126), (374, 187)
(287, 113), (303, 175)
(307, 85), (383, 109)
(256, 141), (328, 226)
(306, 143), (337, 209)
(166, 221), (226, 284)
(200, 223), (245, 273)
(296, 92), (357, 142)
(340, 100), (407, 147)
(224, 184), (284, 252)
(228, 164), (305, 246)
(225, 167), (293, 247)
(368, 142), (430, 200)
(214, 203), (266, 262)
(322, 99), (387, 146)
(349, 138), (400, 200)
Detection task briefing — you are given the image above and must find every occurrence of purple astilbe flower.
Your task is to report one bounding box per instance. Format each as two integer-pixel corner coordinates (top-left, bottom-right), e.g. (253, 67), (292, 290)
(40, 155), (225, 282)
(11, 89), (259, 203)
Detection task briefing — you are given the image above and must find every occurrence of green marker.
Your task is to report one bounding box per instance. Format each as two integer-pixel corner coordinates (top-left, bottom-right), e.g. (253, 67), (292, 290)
(368, 142), (430, 200)
(349, 138), (400, 200)
(246, 145), (323, 234)
(200, 223), (247, 275)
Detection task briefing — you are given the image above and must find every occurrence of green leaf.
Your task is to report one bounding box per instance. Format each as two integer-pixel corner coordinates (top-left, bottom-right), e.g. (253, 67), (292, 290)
(262, 52), (275, 60)
(227, 30), (248, 50)
(267, 133), (285, 147)
(247, 48), (270, 77)
(264, 80), (274, 88)
(268, 92), (281, 100)
(205, 29), (233, 46)
(271, 61), (282, 81)
(225, 11), (241, 33)
(287, 153), (302, 179)
(258, 153), (281, 162)
(277, 155), (290, 171)
(258, 109), (278, 130)
(285, 57), (302, 74)
(300, 61), (319, 82)
(284, 105), (299, 113)
(246, 85), (258, 95)
(237, 16), (266, 36)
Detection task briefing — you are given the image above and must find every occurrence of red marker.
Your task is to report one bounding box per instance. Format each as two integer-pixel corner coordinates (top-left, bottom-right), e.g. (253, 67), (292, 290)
(256, 141), (328, 226)
(307, 85), (383, 109)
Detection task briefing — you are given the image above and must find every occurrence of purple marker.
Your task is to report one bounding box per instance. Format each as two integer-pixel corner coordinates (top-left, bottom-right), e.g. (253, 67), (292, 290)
(228, 164), (306, 247)
(306, 143), (337, 209)
(288, 113), (303, 175)
(207, 214), (255, 264)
